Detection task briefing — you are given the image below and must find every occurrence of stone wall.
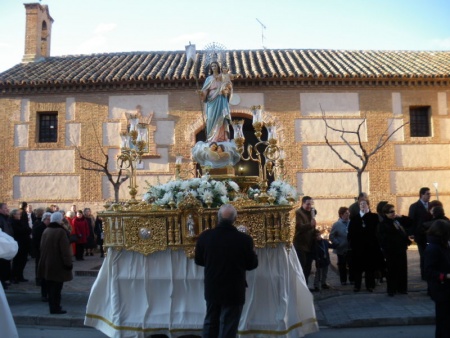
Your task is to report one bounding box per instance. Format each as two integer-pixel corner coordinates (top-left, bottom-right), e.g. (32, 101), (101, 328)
(0, 86), (448, 222)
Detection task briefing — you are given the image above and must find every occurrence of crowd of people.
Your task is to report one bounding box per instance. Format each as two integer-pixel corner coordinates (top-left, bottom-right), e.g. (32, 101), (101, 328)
(294, 187), (450, 338)
(0, 202), (104, 315)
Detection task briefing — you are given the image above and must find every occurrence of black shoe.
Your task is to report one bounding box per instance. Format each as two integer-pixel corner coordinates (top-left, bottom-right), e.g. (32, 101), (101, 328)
(41, 296), (48, 302)
(18, 278), (28, 282)
(353, 288), (360, 292)
(50, 309), (67, 314)
(341, 282), (347, 286)
(366, 288), (374, 292)
(388, 293), (394, 297)
(398, 291), (408, 294)
(309, 287), (320, 292)
(321, 284), (330, 289)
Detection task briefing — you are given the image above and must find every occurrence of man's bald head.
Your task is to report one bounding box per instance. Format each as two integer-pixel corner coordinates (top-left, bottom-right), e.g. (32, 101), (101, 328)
(218, 204), (237, 224)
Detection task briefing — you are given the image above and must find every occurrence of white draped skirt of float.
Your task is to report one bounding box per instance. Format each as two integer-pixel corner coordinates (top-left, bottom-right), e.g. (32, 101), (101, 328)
(84, 245), (318, 338)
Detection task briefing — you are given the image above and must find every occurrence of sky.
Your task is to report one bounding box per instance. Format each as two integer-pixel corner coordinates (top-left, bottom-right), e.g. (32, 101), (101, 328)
(0, 0), (449, 73)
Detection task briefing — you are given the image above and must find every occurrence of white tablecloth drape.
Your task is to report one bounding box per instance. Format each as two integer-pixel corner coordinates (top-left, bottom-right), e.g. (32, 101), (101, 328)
(85, 245), (318, 338)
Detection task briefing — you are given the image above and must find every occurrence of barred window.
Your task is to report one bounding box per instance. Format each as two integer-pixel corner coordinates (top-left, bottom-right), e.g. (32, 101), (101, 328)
(38, 112), (58, 142)
(409, 107), (431, 137)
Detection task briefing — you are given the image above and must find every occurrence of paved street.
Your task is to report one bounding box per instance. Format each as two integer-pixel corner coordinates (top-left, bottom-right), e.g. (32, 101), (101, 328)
(4, 245), (435, 336)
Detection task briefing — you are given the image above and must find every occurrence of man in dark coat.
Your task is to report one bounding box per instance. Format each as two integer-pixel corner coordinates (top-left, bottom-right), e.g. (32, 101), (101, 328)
(195, 204), (258, 338)
(294, 196), (316, 284)
(408, 187), (432, 280)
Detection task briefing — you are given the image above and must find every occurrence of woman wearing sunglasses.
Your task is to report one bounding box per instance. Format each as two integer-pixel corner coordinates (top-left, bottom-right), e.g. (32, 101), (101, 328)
(377, 203), (413, 297)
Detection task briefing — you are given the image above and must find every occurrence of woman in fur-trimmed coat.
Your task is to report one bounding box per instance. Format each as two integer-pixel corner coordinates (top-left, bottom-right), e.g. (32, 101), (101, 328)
(38, 212), (73, 314)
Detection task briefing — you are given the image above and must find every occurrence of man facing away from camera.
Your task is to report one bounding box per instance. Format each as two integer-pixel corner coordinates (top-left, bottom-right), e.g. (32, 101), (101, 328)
(195, 204), (258, 338)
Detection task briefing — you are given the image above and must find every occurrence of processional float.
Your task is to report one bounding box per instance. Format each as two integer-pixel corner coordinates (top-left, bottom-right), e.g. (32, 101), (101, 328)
(84, 44), (318, 338)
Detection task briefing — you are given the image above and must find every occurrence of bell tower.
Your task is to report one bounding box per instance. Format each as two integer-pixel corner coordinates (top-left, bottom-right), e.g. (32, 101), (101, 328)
(22, 3), (54, 63)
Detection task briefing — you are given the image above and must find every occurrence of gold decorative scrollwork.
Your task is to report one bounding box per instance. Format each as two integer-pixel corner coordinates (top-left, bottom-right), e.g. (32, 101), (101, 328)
(101, 204), (293, 257)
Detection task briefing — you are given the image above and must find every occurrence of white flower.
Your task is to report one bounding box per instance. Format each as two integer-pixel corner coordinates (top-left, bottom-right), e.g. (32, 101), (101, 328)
(213, 181), (227, 196)
(267, 187), (278, 198)
(278, 197), (289, 205)
(227, 181), (239, 192)
(220, 195), (230, 204)
(202, 190), (214, 202)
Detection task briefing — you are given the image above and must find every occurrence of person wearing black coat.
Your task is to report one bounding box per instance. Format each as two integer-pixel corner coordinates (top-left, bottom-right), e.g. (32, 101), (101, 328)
(10, 208), (31, 283)
(348, 200), (381, 292)
(195, 204), (258, 338)
(32, 212), (52, 300)
(377, 203), (412, 296)
(424, 219), (450, 338)
(408, 187), (432, 280)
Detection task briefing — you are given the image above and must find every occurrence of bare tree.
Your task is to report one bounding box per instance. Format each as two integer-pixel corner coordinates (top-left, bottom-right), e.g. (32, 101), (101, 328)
(321, 108), (408, 194)
(69, 119), (129, 203)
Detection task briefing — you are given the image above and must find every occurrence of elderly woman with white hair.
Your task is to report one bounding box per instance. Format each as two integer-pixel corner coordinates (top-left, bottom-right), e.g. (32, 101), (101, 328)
(37, 212), (73, 314)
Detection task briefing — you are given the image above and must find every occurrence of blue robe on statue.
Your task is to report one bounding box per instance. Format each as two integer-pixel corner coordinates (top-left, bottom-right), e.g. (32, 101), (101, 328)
(202, 74), (231, 142)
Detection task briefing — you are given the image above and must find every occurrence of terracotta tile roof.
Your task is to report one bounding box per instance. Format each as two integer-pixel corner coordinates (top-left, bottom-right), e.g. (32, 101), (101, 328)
(1, 49), (449, 87)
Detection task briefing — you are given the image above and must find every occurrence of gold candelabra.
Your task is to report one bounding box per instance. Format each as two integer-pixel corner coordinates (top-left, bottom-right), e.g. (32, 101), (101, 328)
(175, 155), (199, 180)
(232, 105), (287, 203)
(117, 114), (148, 204)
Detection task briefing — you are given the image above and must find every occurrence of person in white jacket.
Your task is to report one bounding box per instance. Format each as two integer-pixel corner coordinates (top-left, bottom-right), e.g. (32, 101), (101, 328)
(0, 228), (19, 338)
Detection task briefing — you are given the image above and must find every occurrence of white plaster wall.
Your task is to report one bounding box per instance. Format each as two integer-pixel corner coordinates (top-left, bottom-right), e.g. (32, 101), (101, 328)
(392, 93), (402, 116)
(20, 99), (30, 122)
(390, 170), (450, 195)
(155, 121), (174, 145)
(232, 92), (264, 110)
(438, 92), (448, 115)
(66, 97), (76, 120)
(312, 198), (356, 225)
(13, 176), (80, 199)
(65, 123), (81, 146)
(20, 150), (75, 173)
(300, 93), (360, 116)
(102, 174), (172, 201)
(440, 119), (450, 140)
(14, 125), (29, 147)
(388, 118), (405, 142)
(295, 119), (367, 142)
(395, 144), (450, 167)
(297, 172), (369, 196)
(108, 148), (169, 172)
(103, 122), (121, 147)
(303, 145), (362, 169)
(108, 95), (168, 119)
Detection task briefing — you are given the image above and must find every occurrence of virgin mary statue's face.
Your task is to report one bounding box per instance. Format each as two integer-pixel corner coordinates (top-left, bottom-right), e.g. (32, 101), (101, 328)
(211, 62), (219, 74)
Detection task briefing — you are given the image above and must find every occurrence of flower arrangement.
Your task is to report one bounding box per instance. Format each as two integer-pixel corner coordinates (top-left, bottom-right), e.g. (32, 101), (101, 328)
(248, 180), (298, 205)
(143, 176), (240, 208)
(144, 177), (298, 208)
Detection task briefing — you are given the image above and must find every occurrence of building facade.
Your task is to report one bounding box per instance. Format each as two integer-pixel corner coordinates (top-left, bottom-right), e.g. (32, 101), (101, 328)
(0, 3), (449, 225)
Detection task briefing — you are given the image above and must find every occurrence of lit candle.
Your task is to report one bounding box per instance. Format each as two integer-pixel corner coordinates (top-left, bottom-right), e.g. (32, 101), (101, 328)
(120, 132), (131, 148)
(252, 105), (263, 124)
(129, 116), (139, 132)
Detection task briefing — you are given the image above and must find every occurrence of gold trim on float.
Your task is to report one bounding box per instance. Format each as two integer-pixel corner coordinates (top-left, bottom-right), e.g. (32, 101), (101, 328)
(85, 313), (317, 335)
(238, 318), (318, 335)
(85, 313), (201, 333)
